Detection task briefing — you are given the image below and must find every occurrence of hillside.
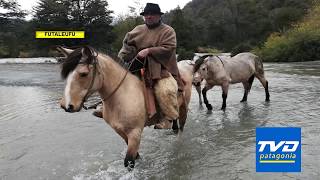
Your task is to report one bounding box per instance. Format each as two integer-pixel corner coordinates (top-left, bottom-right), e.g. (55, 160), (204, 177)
(164, 0), (313, 58)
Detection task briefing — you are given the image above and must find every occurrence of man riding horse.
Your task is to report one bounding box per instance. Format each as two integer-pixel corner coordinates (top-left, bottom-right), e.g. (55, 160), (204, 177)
(96, 3), (183, 128)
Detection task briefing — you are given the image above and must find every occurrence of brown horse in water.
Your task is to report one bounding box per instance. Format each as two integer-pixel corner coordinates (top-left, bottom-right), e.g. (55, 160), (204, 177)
(57, 46), (192, 169)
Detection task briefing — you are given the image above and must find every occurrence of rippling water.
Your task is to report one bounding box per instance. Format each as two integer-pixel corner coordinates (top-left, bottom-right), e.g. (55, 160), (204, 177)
(0, 61), (319, 179)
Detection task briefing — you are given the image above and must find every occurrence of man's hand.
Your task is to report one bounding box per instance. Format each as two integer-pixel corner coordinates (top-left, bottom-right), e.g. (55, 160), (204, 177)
(137, 48), (150, 59)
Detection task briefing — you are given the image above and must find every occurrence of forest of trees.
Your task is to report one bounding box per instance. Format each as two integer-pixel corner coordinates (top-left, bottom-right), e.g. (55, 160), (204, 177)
(0, 0), (319, 62)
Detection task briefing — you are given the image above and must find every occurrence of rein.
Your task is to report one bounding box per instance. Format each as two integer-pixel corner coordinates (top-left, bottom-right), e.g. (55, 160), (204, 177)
(83, 55), (144, 109)
(103, 57), (146, 102)
(101, 70), (129, 102)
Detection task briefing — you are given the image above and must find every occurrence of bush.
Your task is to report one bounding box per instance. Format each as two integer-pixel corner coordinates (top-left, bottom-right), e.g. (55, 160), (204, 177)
(0, 46), (10, 58)
(256, 3), (320, 62)
(196, 47), (222, 54)
(177, 48), (194, 61)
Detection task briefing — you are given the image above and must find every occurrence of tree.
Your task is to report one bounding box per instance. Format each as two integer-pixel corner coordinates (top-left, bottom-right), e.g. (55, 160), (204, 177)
(111, 3), (143, 54)
(33, 0), (115, 53)
(112, 16), (143, 53)
(0, 0), (25, 21)
(0, 0), (26, 57)
(257, 1), (320, 62)
(170, 0), (312, 52)
(168, 7), (198, 60)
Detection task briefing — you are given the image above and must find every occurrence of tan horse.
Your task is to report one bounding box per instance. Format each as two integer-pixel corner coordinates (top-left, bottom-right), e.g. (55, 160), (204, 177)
(177, 60), (195, 107)
(57, 46), (191, 169)
(193, 52), (270, 111)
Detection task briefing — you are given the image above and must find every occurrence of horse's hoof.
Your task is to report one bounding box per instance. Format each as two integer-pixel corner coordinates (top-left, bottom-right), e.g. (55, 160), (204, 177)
(124, 155), (135, 169)
(221, 107), (226, 111)
(154, 124), (162, 129)
(173, 129), (179, 134)
(154, 120), (172, 129)
(92, 110), (103, 118)
(240, 99), (247, 102)
(206, 104), (213, 111)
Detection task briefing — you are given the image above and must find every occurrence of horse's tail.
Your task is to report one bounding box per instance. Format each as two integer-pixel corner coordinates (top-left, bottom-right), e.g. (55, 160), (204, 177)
(254, 55), (265, 76)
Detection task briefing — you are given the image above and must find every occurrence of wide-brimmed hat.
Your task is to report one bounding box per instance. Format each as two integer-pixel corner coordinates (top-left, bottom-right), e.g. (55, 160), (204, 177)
(140, 3), (164, 16)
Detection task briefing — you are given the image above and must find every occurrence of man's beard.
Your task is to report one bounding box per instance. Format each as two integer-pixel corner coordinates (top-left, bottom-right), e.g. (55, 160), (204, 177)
(146, 20), (161, 29)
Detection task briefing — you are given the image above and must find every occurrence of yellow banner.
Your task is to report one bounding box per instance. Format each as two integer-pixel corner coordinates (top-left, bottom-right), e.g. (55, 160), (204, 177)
(35, 31), (85, 38)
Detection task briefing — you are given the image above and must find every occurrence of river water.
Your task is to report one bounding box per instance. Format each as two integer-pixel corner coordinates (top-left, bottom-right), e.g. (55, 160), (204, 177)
(0, 60), (319, 180)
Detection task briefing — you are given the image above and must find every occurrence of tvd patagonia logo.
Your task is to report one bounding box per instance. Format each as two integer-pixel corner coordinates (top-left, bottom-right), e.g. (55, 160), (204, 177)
(256, 127), (301, 172)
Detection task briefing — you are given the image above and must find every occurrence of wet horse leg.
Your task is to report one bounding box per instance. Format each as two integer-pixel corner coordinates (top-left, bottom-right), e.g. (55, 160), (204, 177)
(202, 84), (214, 110)
(195, 85), (202, 105)
(124, 129), (142, 169)
(221, 83), (229, 111)
(241, 82), (249, 102)
(172, 120), (179, 133)
(256, 75), (270, 101)
(241, 75), (254, 102)
(114, 128), (140, 169)
(178, 101), (187, 131)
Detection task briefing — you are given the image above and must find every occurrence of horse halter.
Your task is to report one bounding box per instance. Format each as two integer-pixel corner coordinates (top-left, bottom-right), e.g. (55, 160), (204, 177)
(81, 48), (99, 109)
(81, 51), (130, 110)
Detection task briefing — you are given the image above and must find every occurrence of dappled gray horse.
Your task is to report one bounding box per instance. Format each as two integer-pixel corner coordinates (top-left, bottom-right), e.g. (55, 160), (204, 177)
(193, 52), (270, 110)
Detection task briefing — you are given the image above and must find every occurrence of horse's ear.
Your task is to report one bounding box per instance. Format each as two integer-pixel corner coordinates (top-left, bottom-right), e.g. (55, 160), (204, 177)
(80, 46), (93, 63)
(81, 46), (92, 57)
(56, 46), (74, 57)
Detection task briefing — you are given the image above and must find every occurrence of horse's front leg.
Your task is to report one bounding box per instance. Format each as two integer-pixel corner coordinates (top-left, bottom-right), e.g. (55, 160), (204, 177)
(124, 129), (142, 170)
(221, 83), (229, 111)
(195, 85), (202, 105)
(202, 84), (214, 110)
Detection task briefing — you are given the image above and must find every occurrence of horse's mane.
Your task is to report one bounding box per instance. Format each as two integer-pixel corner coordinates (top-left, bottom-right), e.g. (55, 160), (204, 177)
(60, 46), (97, 79)
(193, 55), (212, 73)
(60, 45), (129, 79)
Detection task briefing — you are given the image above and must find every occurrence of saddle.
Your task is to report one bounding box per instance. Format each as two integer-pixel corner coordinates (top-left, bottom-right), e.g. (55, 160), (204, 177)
(127, 57), (186, 127)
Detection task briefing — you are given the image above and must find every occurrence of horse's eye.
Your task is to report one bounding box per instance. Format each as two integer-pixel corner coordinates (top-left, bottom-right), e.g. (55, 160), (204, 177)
(202, 67), (206, 71)
(79, 73), (88, 77)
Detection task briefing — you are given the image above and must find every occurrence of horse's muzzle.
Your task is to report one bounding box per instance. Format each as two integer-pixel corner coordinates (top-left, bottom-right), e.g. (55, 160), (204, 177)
(61, 104), (80, 113)
(65, 104), (75, 112)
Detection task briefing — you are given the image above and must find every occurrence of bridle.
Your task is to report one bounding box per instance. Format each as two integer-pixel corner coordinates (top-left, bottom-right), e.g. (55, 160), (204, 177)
(80, 49), (98, 109)
(81, 52), (145, 109)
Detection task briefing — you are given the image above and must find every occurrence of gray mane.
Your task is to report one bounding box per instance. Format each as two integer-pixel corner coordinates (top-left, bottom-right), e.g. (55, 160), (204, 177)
(194, 55), (212, 73)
